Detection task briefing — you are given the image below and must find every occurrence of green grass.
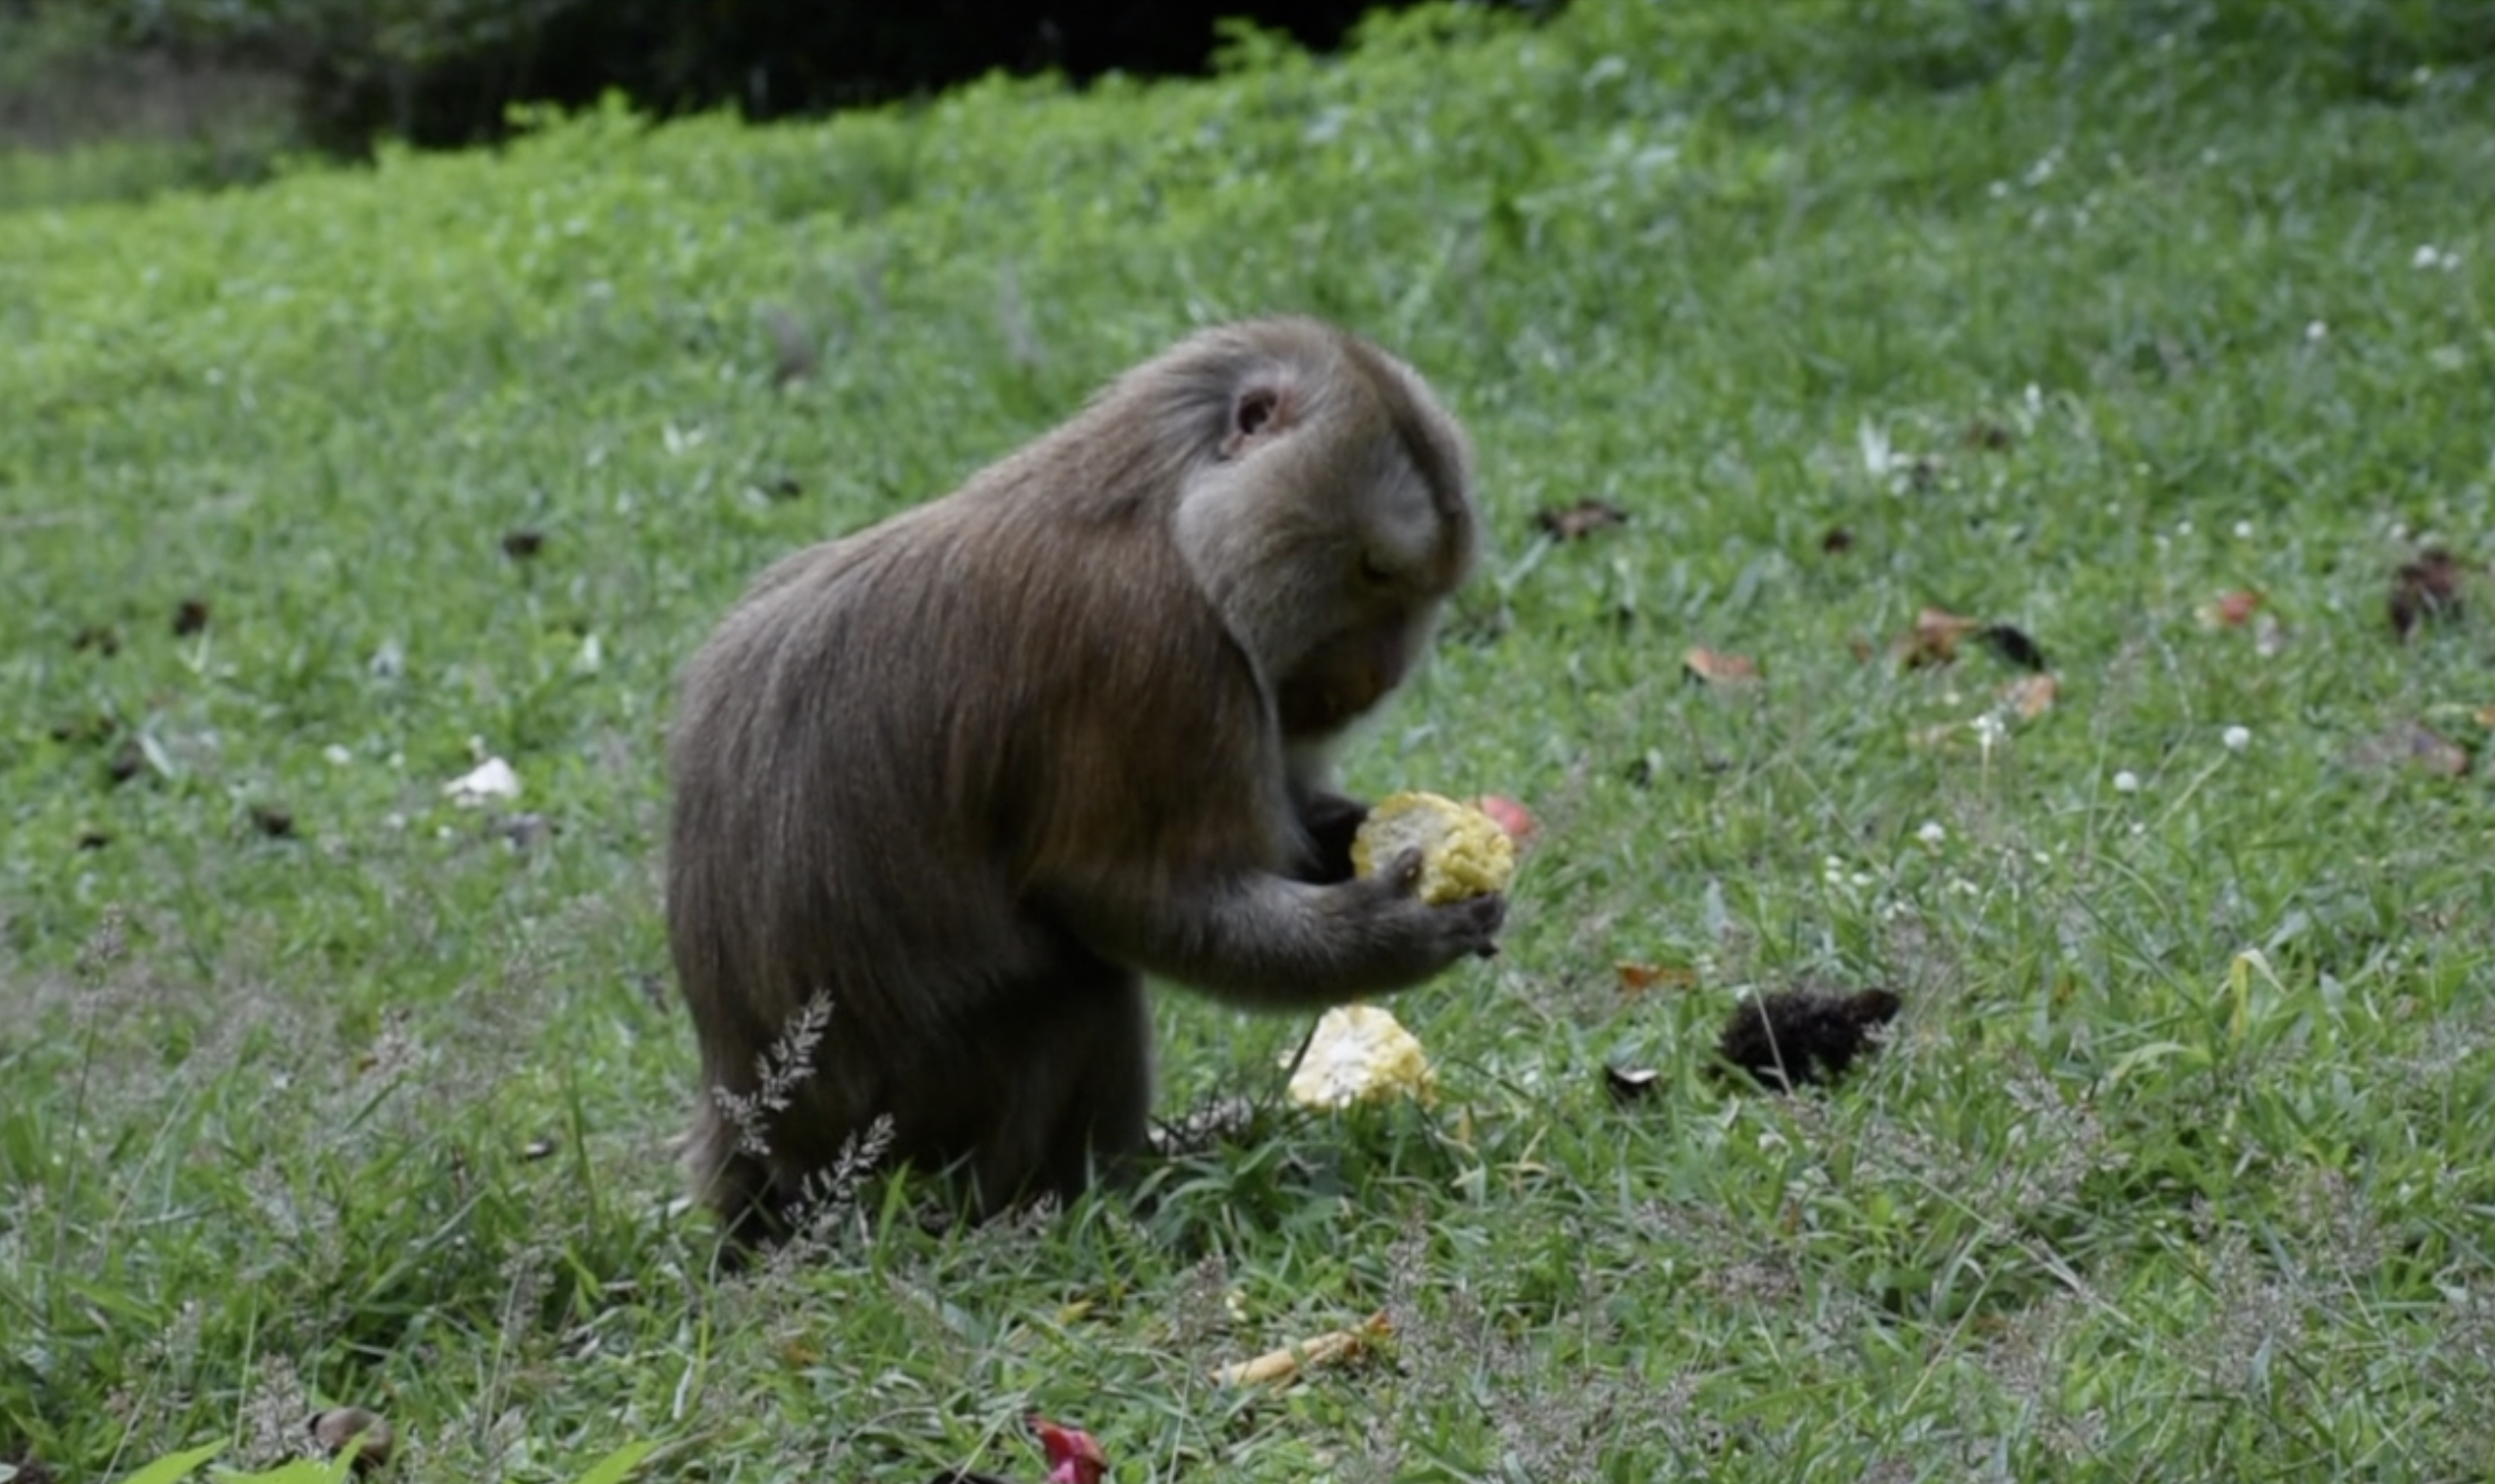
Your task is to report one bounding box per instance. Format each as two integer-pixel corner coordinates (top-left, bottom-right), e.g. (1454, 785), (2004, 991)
(6, 1), (2495, 1478)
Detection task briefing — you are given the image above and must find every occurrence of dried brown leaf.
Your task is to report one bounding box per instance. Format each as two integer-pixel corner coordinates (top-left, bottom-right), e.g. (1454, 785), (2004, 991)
(1532, 498), (1629, 541)
(2198, 589), (2264, 628)
(1212, 1311), (1391, 1387)
(1615, 961), (1697, 996)
(1898, 607), (1981, 668)
(2349, 720), (2470, 778)
(1999, 672), (2058, 721)
(1683, 647), (1760, 685)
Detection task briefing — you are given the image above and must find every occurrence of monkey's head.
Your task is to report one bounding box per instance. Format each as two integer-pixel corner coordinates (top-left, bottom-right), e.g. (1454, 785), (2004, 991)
(1156, 318), (1479, 744)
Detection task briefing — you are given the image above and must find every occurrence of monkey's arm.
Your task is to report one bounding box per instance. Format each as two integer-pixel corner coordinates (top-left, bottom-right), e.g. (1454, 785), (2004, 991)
(1048, 860), (1501, 1010)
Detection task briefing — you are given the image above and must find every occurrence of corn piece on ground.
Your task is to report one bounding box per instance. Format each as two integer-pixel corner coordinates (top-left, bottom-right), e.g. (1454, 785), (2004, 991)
(1285, 1005), (1437, 1108)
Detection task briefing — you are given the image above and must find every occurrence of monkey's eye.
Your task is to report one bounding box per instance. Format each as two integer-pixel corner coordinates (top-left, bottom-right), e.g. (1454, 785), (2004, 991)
(1356, 554), (1397, 589)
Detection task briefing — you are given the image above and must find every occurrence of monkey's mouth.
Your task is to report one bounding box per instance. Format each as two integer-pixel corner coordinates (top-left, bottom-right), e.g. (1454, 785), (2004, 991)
(1274, 621), (1408, 739)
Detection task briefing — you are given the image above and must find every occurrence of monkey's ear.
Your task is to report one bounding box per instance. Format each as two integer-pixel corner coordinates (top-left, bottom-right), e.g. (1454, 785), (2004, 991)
(1219, 380), (1295, 461)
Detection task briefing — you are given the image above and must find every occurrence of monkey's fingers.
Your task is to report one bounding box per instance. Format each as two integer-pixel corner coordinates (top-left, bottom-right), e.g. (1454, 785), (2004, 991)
(1445, 890), (1507, 958)
(1381, 846), (1429, 897)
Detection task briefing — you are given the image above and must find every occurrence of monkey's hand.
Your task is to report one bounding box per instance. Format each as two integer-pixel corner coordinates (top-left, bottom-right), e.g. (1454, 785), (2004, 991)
(1339, 845), (1508, 971)
(1292, 789), (1372, 884)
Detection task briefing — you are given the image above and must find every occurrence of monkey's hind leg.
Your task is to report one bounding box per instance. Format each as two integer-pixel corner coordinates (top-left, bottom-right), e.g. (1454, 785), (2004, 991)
(968, 959), (1157, 1213)
(684, 1097), (788, 1256)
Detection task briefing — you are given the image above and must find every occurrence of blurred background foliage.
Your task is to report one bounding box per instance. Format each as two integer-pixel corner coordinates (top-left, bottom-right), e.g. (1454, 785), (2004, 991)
(0, 0), (1549, 163)
(4, 0), (2494, 191)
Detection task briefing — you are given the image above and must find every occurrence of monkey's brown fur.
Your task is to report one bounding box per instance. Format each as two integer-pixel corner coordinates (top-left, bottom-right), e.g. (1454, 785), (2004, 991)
(668, 318), (1503, 1244)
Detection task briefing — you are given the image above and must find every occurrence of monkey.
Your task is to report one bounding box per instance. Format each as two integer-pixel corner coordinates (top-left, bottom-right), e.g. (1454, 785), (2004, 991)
(666, 316), (1505, 1246)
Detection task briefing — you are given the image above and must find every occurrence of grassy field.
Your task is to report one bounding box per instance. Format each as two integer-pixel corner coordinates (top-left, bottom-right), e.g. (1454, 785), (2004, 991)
(6, 1), (2495, 1478)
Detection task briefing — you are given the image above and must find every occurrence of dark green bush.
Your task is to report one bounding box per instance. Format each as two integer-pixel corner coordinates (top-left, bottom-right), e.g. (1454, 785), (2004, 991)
(78, 0), (1551, 152)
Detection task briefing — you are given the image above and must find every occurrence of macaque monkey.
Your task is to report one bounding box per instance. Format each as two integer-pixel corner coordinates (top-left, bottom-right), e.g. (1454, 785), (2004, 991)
(667, 316), (1503, 1244)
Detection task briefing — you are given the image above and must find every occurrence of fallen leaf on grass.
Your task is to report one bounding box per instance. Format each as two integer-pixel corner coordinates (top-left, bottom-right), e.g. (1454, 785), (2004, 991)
(1820, 526), (1856, 554)
(2390, 548), (2467, 640)
(1896, 607), (1981, 668)
(500, 528), (547, 560)
(932, 1417), (1109, 1484)
(1532, 498), (1629, 541)
(172, 596), (211, 636)
(1998, 672), (2058, 721)
(250, 804), (295, 839)
(1029, 1417), (1109, 1484)
(2348, 720), (2470, 778)
(1213, 1312), (1391, 1387)
(1683, 647), (1760, 685)
(1615, 961), (1696, 996)
(70, 624), (119, 656)
(2197, 589), (2264, 628)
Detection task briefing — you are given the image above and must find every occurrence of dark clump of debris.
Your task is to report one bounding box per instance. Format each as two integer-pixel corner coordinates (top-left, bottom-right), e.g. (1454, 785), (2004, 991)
(2388, 547), (2466, 641)
(1977, 622), (2049, 672)
(1714, 987), (1902, 1092)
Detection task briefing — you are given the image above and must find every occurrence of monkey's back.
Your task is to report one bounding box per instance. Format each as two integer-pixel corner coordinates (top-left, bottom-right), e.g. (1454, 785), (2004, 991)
(665, 472), (1282, 1127)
